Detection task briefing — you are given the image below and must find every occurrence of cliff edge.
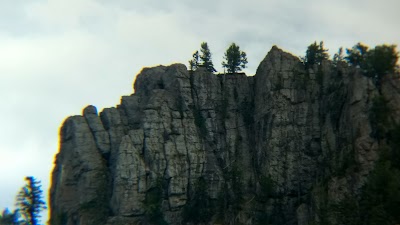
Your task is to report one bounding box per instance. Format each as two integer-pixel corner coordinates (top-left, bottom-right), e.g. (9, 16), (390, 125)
(50, 46), (400, 225)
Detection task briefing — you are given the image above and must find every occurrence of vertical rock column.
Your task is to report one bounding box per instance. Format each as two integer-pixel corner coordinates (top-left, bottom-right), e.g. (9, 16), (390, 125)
(253, 46), (321, 224)
(50, 108), (109, 225)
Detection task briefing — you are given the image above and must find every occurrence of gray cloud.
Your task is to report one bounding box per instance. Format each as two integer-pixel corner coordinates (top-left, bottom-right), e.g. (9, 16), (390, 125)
(1, 0), (399, 222)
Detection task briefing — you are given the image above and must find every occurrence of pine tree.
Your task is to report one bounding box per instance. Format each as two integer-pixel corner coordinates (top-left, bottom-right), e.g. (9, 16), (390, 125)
(199, 42), (217, 72)
(333, 47), (345, 65)
(16, 177), (46, 225)
(304, 41), (329, 68)
(188, 50), (199, 71)
(222, 43), (248, 73)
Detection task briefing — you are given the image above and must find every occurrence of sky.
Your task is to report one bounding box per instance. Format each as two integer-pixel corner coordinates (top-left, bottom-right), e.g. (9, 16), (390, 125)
(0, 0), (399, 223)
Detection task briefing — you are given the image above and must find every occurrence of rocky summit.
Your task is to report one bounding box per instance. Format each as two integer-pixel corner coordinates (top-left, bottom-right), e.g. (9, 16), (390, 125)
(49, 46), (400, 225)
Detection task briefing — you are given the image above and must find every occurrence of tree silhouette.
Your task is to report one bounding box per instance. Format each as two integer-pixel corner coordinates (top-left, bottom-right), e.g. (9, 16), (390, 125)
(333, 47), (345, 65)
(16, 177), (46, 225)
(222, 43), (248, 73)
(199, 42), (217, 72)
(345, 42), (369, 67)
(345, 43), (398, 88)
(304, 41), (329, 68)
(188, 50), (199, 71)
(189, 42), (217, 72)
(366, 44), (398, 76)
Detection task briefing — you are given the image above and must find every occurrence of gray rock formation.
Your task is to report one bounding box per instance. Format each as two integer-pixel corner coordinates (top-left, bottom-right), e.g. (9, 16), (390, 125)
(50, 46), (400, 225)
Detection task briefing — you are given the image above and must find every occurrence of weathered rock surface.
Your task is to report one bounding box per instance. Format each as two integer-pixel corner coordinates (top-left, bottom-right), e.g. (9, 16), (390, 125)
(50, 46), (400, 225)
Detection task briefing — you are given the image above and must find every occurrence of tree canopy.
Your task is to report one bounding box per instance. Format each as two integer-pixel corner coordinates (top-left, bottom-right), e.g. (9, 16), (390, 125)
(222, 43), (248, 73)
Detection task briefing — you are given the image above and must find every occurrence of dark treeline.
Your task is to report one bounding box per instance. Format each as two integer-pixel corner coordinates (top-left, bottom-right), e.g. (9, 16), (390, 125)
(188, 41), (399, 81)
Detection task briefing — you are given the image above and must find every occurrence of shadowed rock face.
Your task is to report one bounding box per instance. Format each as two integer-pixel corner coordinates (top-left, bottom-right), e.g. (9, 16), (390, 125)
(49, 46), (400, 225)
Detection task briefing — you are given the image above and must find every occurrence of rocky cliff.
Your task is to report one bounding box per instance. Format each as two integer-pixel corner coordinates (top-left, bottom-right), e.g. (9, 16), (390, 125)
(49, 46), (400, 225)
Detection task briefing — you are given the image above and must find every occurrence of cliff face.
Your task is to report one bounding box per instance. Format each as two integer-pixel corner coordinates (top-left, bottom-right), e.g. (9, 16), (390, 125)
(50, 46), (400, 225)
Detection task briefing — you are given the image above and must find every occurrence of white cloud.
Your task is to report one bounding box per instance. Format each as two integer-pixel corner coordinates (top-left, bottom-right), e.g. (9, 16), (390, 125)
(23, 0), (114, 31)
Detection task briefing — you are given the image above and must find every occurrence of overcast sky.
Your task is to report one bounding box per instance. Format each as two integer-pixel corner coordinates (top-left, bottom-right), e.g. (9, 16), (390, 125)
(1, 0), (399, 222)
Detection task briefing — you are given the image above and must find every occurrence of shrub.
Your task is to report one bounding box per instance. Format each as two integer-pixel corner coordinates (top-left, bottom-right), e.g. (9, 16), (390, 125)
(182, 177), (214, 224)
(193, 108), (207, 137)
(144, 181), (168, 225)
(369, 96), (390, 139)
(360, 160), (400, 225)
(258, 175), (274, 201)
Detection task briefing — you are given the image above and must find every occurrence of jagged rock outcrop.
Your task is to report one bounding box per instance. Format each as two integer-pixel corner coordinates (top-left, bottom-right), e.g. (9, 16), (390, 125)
(50, 46), (400, 225)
